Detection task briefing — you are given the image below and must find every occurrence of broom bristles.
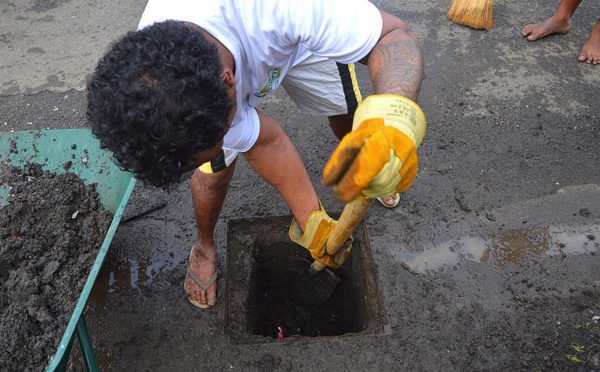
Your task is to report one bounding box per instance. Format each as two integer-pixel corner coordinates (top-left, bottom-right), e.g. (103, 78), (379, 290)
(447, 0), (494, 30)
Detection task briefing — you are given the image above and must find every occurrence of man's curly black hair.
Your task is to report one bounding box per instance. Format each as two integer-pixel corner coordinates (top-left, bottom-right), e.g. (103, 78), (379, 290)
(87, 20), (234, 187)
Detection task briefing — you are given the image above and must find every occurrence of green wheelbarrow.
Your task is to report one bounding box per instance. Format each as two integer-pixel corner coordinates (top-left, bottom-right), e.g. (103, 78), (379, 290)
(0, 129), (136, 372)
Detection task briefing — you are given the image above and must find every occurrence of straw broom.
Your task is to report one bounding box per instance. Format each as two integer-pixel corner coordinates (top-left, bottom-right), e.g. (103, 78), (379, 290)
(447, 0), (494, 30)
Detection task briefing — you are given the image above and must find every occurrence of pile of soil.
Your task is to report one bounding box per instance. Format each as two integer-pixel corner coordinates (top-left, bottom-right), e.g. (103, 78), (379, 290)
(0, 162), (112, 371)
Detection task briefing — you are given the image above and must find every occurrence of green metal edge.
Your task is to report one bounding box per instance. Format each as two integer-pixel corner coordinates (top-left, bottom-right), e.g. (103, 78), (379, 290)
(0, 129), (131, 214)
(0, 129), (136, 371)
(45, 176), (136, 371)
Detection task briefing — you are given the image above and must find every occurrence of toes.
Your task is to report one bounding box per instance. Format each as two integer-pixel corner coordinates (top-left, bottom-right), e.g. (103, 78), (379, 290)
(206, 286), (217, 306)
(187, 283), (199, 300)
(578, 54), (597, 64)
(186, 278), (206, 302)
(199, 293), (208, 306)
(186, 278), (216, 307)
(522, 25), (538, 40)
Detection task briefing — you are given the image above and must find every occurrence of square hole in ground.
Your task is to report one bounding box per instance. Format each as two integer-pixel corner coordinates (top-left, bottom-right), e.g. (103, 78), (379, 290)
(225, 215), (388, 344)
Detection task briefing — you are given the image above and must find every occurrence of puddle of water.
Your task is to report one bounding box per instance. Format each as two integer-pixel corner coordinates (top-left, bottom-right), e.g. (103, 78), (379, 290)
(397, 225), (600, 274)
(98, 255), (173, 291)
(85, 253), (179, 369)
(88, 251), (182, 309)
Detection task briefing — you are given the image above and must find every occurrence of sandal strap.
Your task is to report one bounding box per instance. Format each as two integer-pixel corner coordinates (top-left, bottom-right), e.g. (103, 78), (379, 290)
(186, 267), (217, 291)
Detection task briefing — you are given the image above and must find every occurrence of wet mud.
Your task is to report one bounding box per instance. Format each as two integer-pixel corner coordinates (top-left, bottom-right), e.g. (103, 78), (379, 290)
(0, 163), (112, 371)
(2, 0), (600, 370)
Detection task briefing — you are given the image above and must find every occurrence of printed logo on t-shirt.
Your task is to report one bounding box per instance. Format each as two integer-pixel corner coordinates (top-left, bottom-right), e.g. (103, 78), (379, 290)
(254, 67), (281, 98)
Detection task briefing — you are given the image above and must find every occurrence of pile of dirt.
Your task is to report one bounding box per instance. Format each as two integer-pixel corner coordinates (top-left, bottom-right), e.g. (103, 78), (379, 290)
(0, 162), (112, 371)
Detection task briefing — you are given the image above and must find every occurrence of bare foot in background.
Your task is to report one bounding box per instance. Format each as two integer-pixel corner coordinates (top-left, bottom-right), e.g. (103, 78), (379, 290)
(522, 16), (572, 41)
(578, 20), (600, 64)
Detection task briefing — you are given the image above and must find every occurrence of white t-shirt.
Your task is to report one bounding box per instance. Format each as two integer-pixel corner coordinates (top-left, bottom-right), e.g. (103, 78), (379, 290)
(138, 0), (382, 153)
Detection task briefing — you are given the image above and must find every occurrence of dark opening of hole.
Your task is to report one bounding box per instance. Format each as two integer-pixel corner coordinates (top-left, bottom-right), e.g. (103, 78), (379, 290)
(225, 216), (385, 344)
(253, 260), (360, 338)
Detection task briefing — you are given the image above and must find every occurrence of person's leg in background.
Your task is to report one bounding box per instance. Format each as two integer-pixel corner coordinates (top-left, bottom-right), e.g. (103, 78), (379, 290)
(522, 0), (599, 63)
(522, 0), (583, 41)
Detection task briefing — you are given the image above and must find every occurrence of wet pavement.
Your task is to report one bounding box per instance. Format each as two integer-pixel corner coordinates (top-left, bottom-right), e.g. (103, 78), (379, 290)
(2, 0), (600, 370)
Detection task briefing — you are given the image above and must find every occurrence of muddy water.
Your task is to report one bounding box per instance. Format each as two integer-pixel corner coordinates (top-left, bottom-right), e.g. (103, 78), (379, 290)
(96, 256), (167, 291)
(396, 224), (600, 274)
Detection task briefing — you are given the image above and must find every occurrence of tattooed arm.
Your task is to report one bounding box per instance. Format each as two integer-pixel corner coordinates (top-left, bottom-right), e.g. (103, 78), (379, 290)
(359, 11), (423, 101)
(322, 10), (426, 201)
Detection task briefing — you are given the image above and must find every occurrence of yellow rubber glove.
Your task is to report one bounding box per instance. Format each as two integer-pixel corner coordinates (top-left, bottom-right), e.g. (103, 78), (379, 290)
(289, 202), (353, 269)
(322, 94), (426, 201)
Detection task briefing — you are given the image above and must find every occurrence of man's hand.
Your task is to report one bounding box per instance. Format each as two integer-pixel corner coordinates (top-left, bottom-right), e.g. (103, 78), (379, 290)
(322, 94), (426, 202)
(289, 202), (352, 269)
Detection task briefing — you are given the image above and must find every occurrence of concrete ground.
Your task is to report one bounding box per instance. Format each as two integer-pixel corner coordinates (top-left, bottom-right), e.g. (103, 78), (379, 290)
(2, 0), (600, 371)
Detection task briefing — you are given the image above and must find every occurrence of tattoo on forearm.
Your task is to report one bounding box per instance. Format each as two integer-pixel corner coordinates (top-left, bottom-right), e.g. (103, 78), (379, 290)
(369, 37), (423, 100)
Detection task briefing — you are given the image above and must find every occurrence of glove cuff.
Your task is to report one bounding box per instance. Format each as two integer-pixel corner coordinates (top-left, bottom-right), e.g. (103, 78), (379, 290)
(289, 202), (355, 269)
(289, 201), (335, 251)
(354, 94), (426, 148)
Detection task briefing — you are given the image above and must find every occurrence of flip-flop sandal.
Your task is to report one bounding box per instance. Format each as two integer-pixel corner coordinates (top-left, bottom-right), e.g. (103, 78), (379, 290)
(185, 248), (217, 309)
(376, 193), (400, 208)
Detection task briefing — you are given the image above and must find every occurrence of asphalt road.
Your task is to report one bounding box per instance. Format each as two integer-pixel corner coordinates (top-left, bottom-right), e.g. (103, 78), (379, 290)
(2, 0), (600, 370)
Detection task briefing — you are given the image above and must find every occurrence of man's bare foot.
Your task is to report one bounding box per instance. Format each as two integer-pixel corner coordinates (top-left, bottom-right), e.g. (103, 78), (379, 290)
(522, 16), (572, 41)
(185, 243), (218, 308)
(578, 20), (600, 64)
